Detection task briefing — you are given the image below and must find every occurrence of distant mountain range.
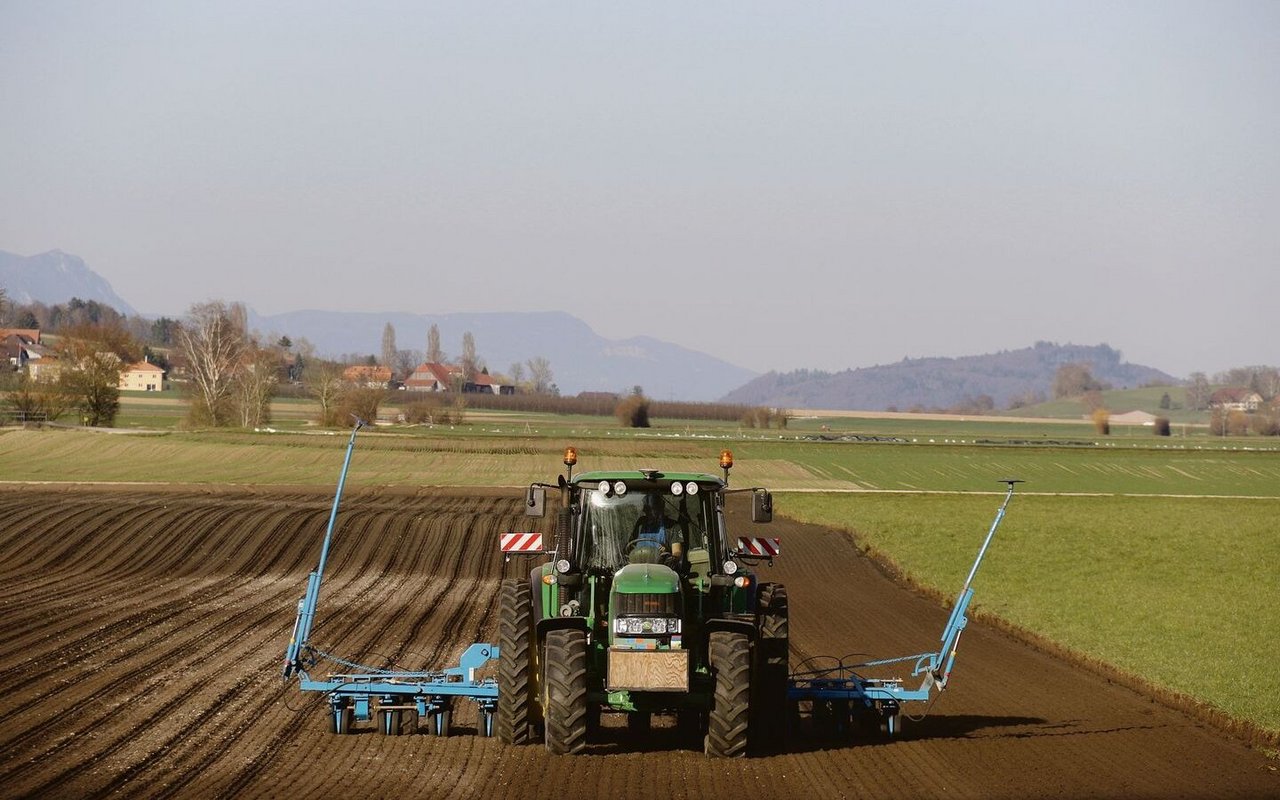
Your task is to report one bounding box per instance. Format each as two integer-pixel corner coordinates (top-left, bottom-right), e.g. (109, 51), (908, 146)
(3, 248), (1184, 408)
(0, 250), (137, 315)
(0, 248), (755, 400)
(248, 308), (756, 401)
(720, 342), (1179, 411)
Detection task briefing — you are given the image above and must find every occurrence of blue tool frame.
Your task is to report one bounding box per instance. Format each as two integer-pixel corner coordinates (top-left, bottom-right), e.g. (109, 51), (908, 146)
(282, 423), (503, 735)
(785, 479), (1022, 736)
(284, 424), (1019, 741)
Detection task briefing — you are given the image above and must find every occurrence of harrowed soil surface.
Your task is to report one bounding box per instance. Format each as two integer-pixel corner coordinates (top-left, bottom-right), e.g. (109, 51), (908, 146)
(0, 486), (1275, 799)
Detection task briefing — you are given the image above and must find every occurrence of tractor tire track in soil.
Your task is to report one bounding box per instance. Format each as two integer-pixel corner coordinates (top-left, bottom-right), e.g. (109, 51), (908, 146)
(0, 486), (1274, 799)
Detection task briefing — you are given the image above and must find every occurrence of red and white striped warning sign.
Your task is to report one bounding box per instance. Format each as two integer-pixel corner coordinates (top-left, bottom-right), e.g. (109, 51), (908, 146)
(736, 537), (781, 557)
(500, 532), (545, 553)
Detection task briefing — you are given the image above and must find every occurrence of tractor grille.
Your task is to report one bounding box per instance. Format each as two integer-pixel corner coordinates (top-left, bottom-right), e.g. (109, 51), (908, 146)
(614, 592), (679, 616)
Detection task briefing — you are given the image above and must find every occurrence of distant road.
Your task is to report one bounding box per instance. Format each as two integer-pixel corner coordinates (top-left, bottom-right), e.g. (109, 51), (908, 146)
(787, 408), (1086, 424)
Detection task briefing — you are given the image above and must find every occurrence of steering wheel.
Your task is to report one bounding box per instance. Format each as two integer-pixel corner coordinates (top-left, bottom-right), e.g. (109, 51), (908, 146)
(624, 537), (668, 559)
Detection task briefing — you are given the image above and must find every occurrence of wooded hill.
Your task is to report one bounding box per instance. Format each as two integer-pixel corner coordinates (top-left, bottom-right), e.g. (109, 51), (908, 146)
(720, 342), (1178, 412)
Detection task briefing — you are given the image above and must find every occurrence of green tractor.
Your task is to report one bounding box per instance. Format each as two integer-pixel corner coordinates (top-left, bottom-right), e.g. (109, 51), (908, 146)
(497, 447), (787, 757)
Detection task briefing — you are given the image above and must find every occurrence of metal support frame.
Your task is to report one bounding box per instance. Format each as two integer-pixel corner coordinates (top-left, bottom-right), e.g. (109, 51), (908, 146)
(302, 644), (501, 734)
(282, 425), (503, 732)
(786, 480), (1022, 732)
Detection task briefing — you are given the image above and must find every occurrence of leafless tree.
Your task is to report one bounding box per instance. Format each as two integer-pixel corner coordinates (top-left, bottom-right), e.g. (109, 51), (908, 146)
(337, 383), (386, 426)
(303, 359), (345, 426)
(5, 372), (73, 422)
(394, 349), (421, 381)
(427, 324), (443, 364)
(1053, 363), (1105, 398)
(1251, 410), (1280, 436)
(508, 362), (525, 388)
(461, 331), (478, 382)
(66, 352), (124, 426)
(228, 302), (248, 335)
(1226, 410), (1250, 436)
(526, 357), (553, 394)
(56, 322), (138, 427)
(381, 323), (397, 373)
(1258, 369), (1280, 400)
(177, 301), (247, 426)
(233, 340), (279, 427)
(1185, 372), (1211, 411)
(615, 393), (651, 427)
(294, 337), (316, 361)
(1214, 366), (1280, 399)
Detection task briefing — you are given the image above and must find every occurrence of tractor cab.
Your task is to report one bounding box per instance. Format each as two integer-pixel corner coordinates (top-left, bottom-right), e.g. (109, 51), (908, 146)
(574, 473), (719, 576)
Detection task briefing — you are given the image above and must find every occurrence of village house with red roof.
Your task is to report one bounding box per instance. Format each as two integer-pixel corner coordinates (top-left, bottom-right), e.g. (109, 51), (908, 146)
(342, 365), (393, 388)
(1209, 387), (1264, 412)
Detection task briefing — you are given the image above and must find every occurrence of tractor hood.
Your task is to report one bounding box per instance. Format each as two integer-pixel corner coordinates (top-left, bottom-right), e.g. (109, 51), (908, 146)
(612, 563), (680, 594)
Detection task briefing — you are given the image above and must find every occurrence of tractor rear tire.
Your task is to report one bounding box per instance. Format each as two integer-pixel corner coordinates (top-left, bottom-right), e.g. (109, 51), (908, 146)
(705, 631), (750, 758)
(543, 628), (588, 755)
(753, 583), (790, 752)
(498, 579), (535, 745)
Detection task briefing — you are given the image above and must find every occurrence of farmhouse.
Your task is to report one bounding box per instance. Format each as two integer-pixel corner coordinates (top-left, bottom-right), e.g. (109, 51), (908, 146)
(118, 360), (166, 392)
(343, 365), (392, 388)
(403, 362), (513, 394)
(404, 362), (458, 392)
(468, 372), (515, 395)
(1209, 387), (1264, 412)
(0, 328), (41, 346)
(2, 334), (31, 370)
(3, 330), (43, 370)
(3, 331), (61, 380)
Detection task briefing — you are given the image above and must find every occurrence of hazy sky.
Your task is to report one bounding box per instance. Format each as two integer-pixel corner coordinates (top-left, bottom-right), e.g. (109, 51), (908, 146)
(2, 2), (1276, 378)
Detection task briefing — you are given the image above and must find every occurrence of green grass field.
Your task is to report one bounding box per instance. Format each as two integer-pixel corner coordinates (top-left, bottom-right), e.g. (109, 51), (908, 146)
(4, 410), (1278, 740)
(6, 426), (1280, 497)
(999, 385), (1206, 425)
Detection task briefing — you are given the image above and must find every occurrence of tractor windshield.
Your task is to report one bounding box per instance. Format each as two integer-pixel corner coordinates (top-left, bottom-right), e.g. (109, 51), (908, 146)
(580, 486), (712, 571)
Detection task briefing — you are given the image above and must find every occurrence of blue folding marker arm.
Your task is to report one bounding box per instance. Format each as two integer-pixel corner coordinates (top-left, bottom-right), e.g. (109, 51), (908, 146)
(282, 423), (502, 735)
(787, 480), (1022, 734)
(283, 421), (364, 680)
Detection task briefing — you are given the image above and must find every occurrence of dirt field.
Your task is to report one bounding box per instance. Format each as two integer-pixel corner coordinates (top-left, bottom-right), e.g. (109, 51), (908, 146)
(0, 486), (1275, 799)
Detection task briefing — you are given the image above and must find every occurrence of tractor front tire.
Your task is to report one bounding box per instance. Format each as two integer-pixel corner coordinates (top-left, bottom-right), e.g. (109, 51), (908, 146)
(543, 628), (588, 755)
(497, 579), (535, 744)
(705, 631), (751, 758)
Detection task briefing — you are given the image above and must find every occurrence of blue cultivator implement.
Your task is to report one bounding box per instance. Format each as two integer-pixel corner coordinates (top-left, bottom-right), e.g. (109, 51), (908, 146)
(785, 479), (1022, 738)
(282, 422), (499, 736)
(283, 425), (1019, 747)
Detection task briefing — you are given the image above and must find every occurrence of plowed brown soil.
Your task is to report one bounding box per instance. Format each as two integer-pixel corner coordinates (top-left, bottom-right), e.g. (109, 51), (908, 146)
(0, 486), (1275, 799)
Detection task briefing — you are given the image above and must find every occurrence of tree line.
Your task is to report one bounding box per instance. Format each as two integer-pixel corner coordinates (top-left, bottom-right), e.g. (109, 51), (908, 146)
(0, 290), (165, 426)
(0, 291), (565, 429)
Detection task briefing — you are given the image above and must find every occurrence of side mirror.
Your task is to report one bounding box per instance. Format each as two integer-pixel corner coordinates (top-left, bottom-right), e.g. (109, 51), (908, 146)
(751, 490), (773, 523)
(525, 486), (546, 518)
